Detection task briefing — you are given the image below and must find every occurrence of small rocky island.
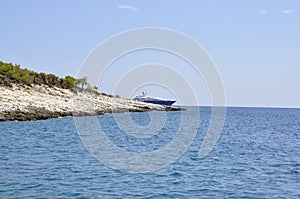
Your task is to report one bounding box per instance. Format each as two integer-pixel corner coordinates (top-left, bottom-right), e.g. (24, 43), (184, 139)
(0, 61), (181, 121)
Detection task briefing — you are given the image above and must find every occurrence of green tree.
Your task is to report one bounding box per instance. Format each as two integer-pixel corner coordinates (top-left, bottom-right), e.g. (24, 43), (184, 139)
(40, 73), (48, 85)
(92, 86), (98, 92)
(34, 73), (44, 85)
(75, 77), (89, 91)
(62, 76), (75, 89)
(0, 61), (102, 93)
(46, 74), (59, 86)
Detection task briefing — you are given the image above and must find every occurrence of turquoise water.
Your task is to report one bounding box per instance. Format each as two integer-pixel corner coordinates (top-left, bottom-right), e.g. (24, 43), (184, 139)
(1, 107), (300, 198)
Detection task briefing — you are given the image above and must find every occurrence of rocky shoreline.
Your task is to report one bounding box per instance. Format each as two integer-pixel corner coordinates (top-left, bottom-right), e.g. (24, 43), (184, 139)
(0, 84), (181, 121)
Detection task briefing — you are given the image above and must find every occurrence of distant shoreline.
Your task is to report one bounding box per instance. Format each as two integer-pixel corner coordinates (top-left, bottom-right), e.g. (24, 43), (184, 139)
(0, 84), (182, 122)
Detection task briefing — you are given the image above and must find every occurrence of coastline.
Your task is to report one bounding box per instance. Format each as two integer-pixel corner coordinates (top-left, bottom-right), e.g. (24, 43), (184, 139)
(0, 84), (181, 121)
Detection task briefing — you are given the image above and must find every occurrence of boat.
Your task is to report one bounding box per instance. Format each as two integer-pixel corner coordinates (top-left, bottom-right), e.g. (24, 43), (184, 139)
(134, 91), (176, 106)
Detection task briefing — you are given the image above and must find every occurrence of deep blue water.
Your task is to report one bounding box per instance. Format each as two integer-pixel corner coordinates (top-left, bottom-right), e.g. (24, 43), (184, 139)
(1, 107), (300, 198)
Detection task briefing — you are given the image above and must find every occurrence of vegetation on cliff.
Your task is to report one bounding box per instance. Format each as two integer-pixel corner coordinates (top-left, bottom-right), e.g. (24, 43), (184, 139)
(0, 61), (98, 93)
(0, 61), (181, 121)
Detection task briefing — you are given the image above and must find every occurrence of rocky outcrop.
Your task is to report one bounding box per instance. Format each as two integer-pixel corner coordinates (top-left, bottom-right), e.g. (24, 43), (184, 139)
(0, 84), (181, 121)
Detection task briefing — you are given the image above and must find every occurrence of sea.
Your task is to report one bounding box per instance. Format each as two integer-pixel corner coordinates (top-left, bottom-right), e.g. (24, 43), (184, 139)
(1, 107), (299, 198)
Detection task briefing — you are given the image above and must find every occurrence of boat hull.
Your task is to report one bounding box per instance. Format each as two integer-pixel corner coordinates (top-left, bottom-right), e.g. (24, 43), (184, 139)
(141, 100), (176, 106)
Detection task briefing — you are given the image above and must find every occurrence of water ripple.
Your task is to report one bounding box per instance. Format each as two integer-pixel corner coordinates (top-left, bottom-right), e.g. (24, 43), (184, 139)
(0, 107), (300, 198)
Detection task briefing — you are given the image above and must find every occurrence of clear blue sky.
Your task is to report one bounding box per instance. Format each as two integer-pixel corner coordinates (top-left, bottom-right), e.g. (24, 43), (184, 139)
(0, 0), (299, 107)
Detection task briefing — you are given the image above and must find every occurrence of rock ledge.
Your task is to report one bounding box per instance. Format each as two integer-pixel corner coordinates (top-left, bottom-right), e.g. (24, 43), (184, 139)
(0, 84), (181, 121)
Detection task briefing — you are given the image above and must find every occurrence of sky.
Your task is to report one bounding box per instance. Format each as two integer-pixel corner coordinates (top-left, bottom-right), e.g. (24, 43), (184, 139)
(0, 0), (299, 107)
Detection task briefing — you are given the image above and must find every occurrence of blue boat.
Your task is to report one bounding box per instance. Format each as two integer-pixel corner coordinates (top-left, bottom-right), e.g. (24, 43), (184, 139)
(134, 91), (176, 106)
